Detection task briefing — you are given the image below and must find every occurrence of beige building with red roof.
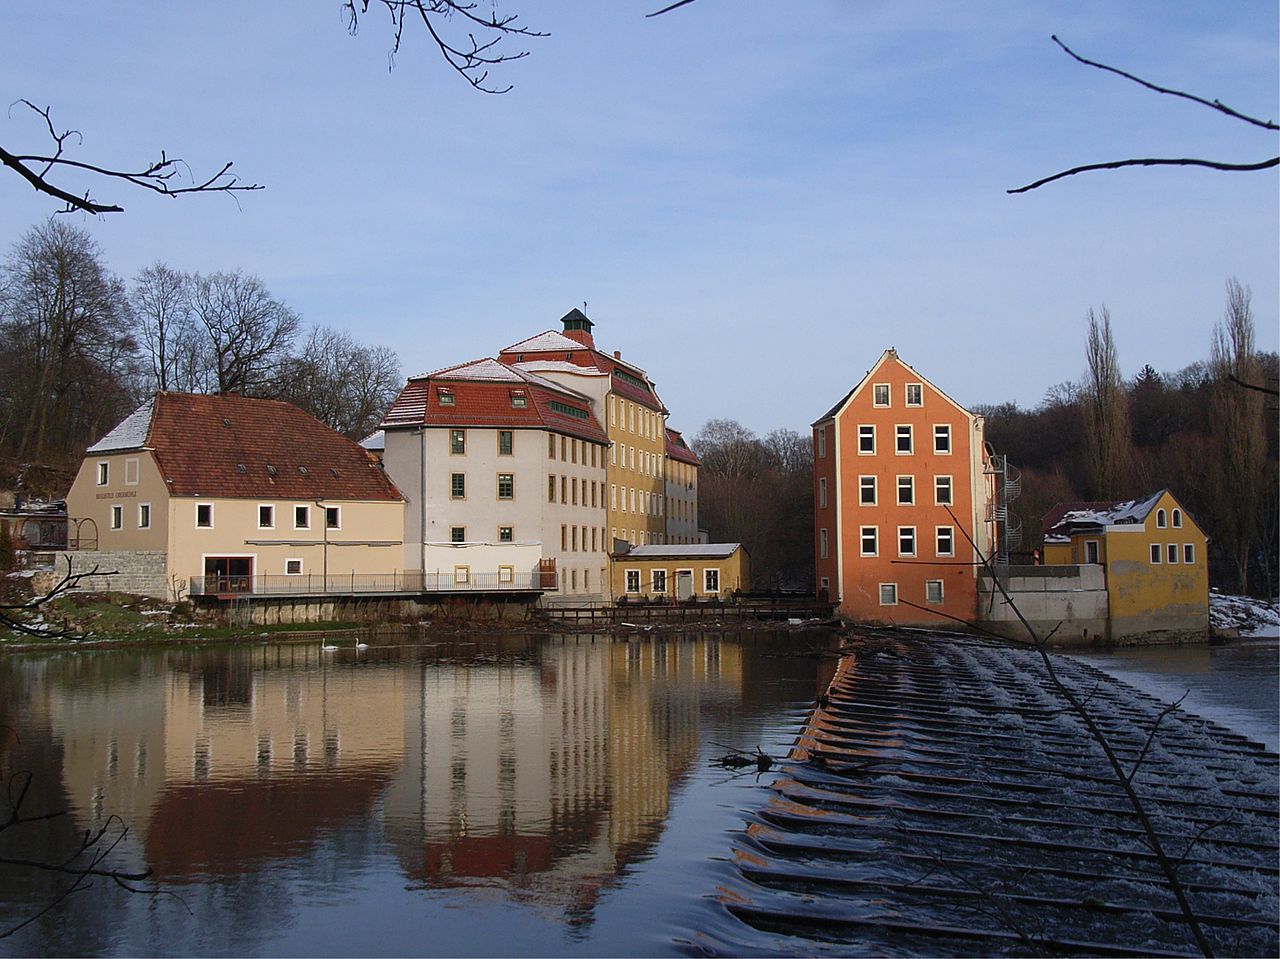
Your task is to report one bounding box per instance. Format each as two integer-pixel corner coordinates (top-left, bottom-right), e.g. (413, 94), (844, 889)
(65, 392), (406, 599)
(498, 310), (677, 553)
(380, 357), (610, 597)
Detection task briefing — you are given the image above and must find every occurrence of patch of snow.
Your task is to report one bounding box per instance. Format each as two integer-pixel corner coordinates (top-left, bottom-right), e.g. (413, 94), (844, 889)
(1210, 592), (1280, 636)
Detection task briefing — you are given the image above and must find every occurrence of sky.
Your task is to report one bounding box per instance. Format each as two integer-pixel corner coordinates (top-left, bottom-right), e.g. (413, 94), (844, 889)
(3, 1), (1277, 437)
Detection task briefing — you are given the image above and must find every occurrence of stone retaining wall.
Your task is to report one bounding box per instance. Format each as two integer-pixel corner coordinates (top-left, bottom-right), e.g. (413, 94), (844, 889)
(44, 550), (169, 600)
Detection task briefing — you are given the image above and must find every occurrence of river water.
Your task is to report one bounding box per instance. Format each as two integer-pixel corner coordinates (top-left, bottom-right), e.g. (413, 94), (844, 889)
(1, 631), (1275, 956)
(0, 632), (838, 956)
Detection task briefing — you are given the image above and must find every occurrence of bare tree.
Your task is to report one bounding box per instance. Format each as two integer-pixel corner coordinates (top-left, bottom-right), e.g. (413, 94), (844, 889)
(1209, 279), (1265, 594)
(188, 271), (300, 395)
(130, 263), (201, 393)
(278, 326), (402, 438)
(1010, 36), (1278, 194)
(1082, 306), (1132, 499)
(0, 221), (140, 463)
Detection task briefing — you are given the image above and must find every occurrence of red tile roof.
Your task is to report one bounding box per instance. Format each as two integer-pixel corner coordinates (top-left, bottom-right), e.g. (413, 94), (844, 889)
(102, 392), (404, 501)
(381, 359), (609, 446)
(497, 331), (667, 413)
(665, 427), (700, 466)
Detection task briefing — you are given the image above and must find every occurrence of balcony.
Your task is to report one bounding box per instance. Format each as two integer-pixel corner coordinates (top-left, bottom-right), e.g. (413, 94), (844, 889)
(189, 570), (545, 598)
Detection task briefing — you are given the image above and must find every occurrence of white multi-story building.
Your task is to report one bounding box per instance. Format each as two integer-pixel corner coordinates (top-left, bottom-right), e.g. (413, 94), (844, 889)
(380, 358), (610, 597)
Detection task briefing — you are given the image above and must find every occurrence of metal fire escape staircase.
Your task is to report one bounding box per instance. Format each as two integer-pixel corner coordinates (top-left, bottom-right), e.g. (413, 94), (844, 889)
(985, 454), (1022, 569)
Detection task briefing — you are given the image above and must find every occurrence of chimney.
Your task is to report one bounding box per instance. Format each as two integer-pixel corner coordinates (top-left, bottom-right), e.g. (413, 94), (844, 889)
(560, 308), (595, 349)
(613, 350), (621, 360)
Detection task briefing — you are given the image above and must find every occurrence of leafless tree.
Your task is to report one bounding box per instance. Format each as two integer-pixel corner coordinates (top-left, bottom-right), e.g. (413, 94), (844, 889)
(278, 326), (402, 438)
(1010, 36), (1278, 193)
(1082, 306), (1132, 499)
(130, 263), (204, 394)
(0, 221), (140, 463)
(1209, 279), (1266, 594)
(188, 270), (300, 396)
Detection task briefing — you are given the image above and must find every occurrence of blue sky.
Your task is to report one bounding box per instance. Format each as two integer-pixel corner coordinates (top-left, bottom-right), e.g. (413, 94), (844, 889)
(3, 1), (1276, 435)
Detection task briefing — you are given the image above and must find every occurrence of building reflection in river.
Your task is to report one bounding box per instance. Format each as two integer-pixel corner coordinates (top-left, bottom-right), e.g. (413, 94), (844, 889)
(31, 634), (751, 924)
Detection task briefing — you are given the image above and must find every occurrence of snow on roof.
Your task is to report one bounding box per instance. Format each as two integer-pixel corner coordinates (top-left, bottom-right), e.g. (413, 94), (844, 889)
(417, 357), (525, 382)
(502, 330), (583, 354)
(1044, 490), (1168, 534)
(86, 398), (154, 453)
(621, 543), (742, 559)
(360, 429), (385, 451)
(514, 360), (608, 377)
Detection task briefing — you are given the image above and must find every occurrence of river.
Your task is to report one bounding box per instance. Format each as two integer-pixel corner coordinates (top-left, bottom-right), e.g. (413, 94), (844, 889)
(0, 630), (1274, 956)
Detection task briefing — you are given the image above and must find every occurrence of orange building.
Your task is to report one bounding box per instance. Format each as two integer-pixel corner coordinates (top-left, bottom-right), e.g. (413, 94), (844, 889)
(813, 349), (995, 625)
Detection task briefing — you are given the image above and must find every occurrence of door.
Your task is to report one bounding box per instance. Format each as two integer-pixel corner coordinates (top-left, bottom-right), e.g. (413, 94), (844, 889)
(204, 556), (253, 593)
(675, 570), (693, 601)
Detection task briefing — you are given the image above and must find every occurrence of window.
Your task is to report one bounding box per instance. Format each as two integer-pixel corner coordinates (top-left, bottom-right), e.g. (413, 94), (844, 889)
(625, 569), (641, 593)
(450, 473), (466, 499)
(498, 565), (514, 584)
(572, 476), (578, 505)
(1183, 543), (1195, 564)
(905, 383), (923, 407)
(859, 475), (877, 505)
(936, 526), (954, 557)
(858, 425), (875, 454)
(1085, 540), (1100, 564)
(510, 391), (527, 409)
(125, 458), (139, 485)
(497, 473), (514, 500)
(96, 462), (109, 486)
(325, 507), (340, 530)
(1167, 543), (1179, 563)
(591, 527), (597, 551)
(110, 505), (123, 530)
(879, 583), (898, 606)
(897, 475), (914, 505)
(454, 565), (470, 584)
(934, 424), (951, 454)
(1172, 509), (1182, 528)
(498, 430), (513, 455)
(817, 428), (826, 458)
(561, 436), (568, 459)
(451, 526), (466, 543)
(860, 526), (878, 556)
(571, 440), (578, 464)
(925, 580), (944, 604)
(285, 559), (303, 575)
(611, 484), (617, 510)
(591, 481), (598, 508)
(898, 526), (916, 557)
(572, 526), (578, 551)
(820, 576), (830, 591)
(549, 434), (556, 459)
(197, 503), (214, 528)
(704, 568), (720, 593)
(873, 383), (890, 407)
(820, 528), (829, 558)
(1150, 543), (1162, 564)
(138, 503), (151, 529)
(561, 525), (567, 550)
(258, 505), (274, 529)
(819, 477), (828, 508)
(548, 475), (556, 502)
(437, 388), (455, 406)
(652, 569), (667, 593)
(935, 475), (953, 505)
(896, 425), (913, 454)
(561, 474), (567, 504)
(1156, 508), (1167, 528)
(450, 429), (466, 454)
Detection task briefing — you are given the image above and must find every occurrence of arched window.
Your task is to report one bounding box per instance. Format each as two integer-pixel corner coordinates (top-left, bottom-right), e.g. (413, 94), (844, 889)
(1156, 508), (1167, 528)
(1172, 508), (1182, 528)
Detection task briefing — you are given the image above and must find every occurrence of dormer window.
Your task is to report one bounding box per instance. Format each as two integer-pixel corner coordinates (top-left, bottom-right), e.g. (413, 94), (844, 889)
(437, 387), (455, 406)
(510, 390), (527, 409)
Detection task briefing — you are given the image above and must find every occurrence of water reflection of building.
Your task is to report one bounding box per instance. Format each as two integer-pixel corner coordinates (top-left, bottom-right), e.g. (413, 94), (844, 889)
(383, 636), (742, 919)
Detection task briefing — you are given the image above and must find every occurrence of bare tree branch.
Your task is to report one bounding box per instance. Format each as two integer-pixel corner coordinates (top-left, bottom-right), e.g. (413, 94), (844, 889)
(1050, 35), (1278, 131)
(0, 556), (115, 638)
(2, 100), (261, 215)
(1009, 155), (1279, 194)
(647, 0), (699, 17)
(1229, 373), (1280, 397)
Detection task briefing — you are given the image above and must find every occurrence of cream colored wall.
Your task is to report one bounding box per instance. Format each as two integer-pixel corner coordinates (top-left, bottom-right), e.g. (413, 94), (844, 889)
(606, 394), (667, 546)
(166, 496), (406, 586)
(66, 451), (169, 551)
(610, 551), (748, 600)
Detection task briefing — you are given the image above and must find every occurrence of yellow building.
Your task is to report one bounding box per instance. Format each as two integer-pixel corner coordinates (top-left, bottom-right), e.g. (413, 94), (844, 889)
(1042, 489), (1209, 640)
(610, 543), (749, 602)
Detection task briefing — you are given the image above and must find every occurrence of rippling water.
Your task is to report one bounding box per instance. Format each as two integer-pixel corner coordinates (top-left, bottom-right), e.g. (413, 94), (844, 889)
(0, 632), (837, 957)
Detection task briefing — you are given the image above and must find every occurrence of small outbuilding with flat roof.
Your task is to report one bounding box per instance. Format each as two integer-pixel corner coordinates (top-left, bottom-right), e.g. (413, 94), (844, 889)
(610, 542), (749, 603)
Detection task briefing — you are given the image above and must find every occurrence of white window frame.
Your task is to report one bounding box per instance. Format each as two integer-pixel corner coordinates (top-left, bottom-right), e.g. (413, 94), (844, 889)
(905, 383), (923, 407)
(110, 504), (123, 530)
(285, 558), (304, 576)
(898, 525), (916, 557)
(625, 569), (641, 593)
(1156, 508), (1167, 528)
(936, 525), (954, 557)
(818, 477), (828, 508)
(325, 506), (341, 530)
(859, 475), (877, 506)
(1183, 543), (1195, 564)
(925, 580), (944, 605)
(896, 424), (913, 455)
(819, 527), (829, 559)
(860, 525), (878, 557)
(652, 568), (667, 594)
(1172, 509), (1182, 528)
(96, 461), (109, 486)
(1167, 543), (1179, 564)
(1085, 539), (1100, 564)
(858, 425), (875, 455)
(933, 424), (952, 454)
(137, 502), (151, 529)
(817, 428), (826, 458)
(196, 503), (214, 529)
(258, 504), (275, 529)
(897, 474), (915, 506)
(1150, 543), (1162, 564)
(703, 568), (720, 593)
(934, 475), (953, 506)
(294, 504), (310, 529)
(879, 583), (898, 606)
(872, 383), (891, 407)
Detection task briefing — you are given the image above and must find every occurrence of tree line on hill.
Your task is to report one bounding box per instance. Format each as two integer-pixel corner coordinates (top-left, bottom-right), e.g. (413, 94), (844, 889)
(0, 220), (401, 494)
(691, 282), (1278, 598)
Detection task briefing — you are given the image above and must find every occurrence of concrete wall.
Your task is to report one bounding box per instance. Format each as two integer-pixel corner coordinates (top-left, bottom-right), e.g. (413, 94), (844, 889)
(978, 564), (1109, 646)
(48, 550), (170, 600)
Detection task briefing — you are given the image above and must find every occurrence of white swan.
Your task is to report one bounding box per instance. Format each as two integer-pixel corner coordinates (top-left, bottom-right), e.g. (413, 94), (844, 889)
(321, 643), (339, 651)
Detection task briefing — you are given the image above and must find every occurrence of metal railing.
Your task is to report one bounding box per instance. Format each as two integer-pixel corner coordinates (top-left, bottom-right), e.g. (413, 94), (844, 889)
(189, 570), (546, 597)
